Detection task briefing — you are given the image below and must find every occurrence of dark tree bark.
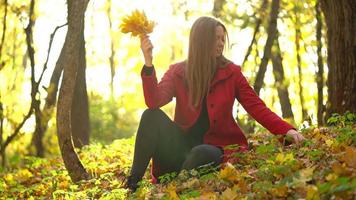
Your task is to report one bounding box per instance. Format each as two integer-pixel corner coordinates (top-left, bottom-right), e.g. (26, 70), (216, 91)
(272, 39), (295, 123)
(56, 0), (90, 182)
(212, 0), (226, 18)
(315, 0), (325, 125)
(320, 0), (356, 118)
(253, 0), (280, 95)
(71, 31), (90, 148)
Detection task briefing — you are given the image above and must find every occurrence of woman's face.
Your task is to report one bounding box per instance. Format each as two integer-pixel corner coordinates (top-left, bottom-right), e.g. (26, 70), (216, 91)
(214, 25), (226, 57)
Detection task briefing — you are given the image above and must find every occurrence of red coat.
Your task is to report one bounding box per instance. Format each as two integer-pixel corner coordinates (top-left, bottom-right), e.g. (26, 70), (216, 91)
(141, 61), (294, 180)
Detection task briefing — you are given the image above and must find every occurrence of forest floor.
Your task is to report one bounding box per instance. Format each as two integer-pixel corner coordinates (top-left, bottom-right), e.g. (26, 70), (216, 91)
(0, 113), (355, 199)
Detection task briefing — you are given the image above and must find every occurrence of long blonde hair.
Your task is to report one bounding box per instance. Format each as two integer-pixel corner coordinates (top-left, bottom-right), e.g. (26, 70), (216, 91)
(185, 16), (228, 107)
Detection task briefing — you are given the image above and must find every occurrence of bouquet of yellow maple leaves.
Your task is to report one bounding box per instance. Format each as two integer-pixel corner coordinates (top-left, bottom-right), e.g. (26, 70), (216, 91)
(120, 10), (155, 37)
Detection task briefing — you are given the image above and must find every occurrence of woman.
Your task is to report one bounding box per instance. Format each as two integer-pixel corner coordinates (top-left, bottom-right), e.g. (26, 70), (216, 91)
(125, 16), (305, 191)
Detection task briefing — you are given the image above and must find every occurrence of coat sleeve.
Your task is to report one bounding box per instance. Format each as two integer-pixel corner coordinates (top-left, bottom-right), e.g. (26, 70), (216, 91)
(141, 65), (176, 108)
(234, 66), (295, 135)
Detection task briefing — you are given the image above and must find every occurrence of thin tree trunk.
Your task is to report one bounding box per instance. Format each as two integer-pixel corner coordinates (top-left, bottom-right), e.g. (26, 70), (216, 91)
(107, 0), (116, 98)
(272, 39), (295, 123)
(0, 0), (8, 64)
(238, 0), (269, 133)
(56, 0), (90, 182)
(30, 24), (67, 155)
(0, 106), (33, 166)
(315, 0), (325, 125)
(24, 0), (45, 157)
(294, 4), (308, 121)
(242, 0), (268, 67)
(71, 31), (90, 148)
(37, 51), (63, 142)
(253, 0), (280, 95)
(0, 101), (3, 155)
(320, 0), (356, 118)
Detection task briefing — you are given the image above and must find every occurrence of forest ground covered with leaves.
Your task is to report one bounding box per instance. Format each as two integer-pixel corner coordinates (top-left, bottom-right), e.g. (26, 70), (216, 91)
(0, 112), (355, 199)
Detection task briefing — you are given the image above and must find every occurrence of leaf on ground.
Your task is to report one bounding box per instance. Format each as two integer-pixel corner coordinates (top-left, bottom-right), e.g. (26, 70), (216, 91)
(219, 162), (239, 183)
(166, 183), (179, 200)
(340, 146), (356, 168)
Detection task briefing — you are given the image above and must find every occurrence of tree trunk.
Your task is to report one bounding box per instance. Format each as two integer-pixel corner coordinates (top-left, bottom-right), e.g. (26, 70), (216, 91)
(71, 32), (90, 148)
(253, 0), (280, 95)
(56, 0), (90, 182)
(0, 0), (8, 65)
(107, 0), (116, 98)
(320, 0), (356, 118)
(294, 4), (308, 121)
(24, 0), (45, 157)
(0, 101), (5, 166)
(30, 23), (67, 156)
(242, 0), (268, 67)
(272, 39), (295, 123)
(315, 0), (325, 125)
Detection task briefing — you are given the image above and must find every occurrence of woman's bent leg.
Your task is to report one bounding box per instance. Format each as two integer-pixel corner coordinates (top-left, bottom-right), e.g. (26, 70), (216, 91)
(127, 109), (188, 190)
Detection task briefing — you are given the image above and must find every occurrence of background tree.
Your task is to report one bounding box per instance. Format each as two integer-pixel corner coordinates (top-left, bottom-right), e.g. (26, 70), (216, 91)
(315, 0), (325, 125)
(106, 0), (116, 98)
(293, 1), (307, 121)
(71, 22), (90, 148)
(320, 0), (356, 118)
(272, 38), (294, 123)
(253, 0), (280, 95)
(56, 0), (90, 182)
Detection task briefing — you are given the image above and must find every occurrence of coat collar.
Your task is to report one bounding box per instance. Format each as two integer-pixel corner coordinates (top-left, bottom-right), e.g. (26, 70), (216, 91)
(174, 60), (234, 86)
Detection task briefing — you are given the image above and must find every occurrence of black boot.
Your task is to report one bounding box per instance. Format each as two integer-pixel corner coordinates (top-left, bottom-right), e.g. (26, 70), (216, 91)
(123, 175), (141, 192)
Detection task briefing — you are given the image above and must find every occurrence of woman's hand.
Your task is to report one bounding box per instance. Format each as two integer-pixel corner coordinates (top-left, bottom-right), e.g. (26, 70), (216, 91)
(140, 35), (153, 67)
(286, 129), (305, 145)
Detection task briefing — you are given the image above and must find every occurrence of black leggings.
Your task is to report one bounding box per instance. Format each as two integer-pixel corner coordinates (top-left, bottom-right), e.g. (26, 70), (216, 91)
(130, 109), (223, 181)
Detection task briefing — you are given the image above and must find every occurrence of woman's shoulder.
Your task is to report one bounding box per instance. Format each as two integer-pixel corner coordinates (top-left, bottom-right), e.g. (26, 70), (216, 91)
(167, 61), (186, 76)
(170, 60), (186, 68)
(224, 61), (242, 74)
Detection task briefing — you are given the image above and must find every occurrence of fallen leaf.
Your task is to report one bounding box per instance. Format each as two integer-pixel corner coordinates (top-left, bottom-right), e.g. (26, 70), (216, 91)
(222, 187), (238, 200)
(166, 183), (179, 200)
(306, 185), (320, 200)
(340, 146), (356, 168)
(219, 162), (239, 183)
(270, 185), (288, 197)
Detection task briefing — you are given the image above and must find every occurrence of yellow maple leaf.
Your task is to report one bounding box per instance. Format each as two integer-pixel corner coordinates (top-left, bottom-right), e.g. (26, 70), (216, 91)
(275, 153), (294, 164)
(120, 10), (155, 37)
(199, 191), (218, 199)
(270, 185), (288, 197)
(219, 162), (239, 183)
(222, 187), (238, 200)
(166, 183), (180, 200)
(16, 169), (33, 183)
(306, 185), (320, 200)
(299, 166), (315, 182)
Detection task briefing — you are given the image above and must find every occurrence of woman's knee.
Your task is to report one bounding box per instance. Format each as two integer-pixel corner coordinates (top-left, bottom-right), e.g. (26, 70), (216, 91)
(190, 145), (223, 163)
(182, 144), (223, 169)
(140, 108), (167, 123)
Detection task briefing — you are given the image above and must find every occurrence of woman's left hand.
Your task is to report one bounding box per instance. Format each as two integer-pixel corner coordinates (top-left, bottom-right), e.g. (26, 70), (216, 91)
(286, 129), (305, 145)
